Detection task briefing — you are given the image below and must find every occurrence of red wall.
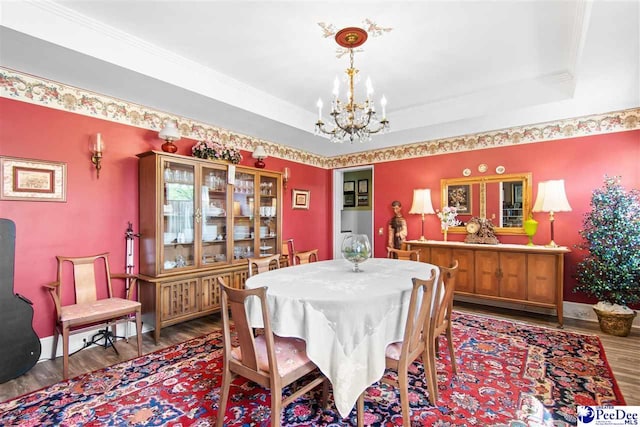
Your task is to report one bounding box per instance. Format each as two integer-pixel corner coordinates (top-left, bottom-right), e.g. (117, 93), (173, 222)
(2, 97), (639, 338)
(0, 98), (331, 338)
(373, 130), (640, 304)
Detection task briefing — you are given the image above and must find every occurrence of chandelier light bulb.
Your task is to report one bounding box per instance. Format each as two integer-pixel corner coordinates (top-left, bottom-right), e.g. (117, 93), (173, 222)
(366, 77), (373, 98)
(317, 98), (323, 120)
(333, 77), (339, 98)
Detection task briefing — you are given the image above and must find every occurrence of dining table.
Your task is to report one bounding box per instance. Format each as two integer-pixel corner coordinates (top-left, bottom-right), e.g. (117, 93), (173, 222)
(244, 257), (438, 418)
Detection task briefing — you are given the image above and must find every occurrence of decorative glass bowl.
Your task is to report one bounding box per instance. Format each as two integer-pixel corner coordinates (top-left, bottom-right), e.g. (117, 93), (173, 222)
(341, 234), (371, 272)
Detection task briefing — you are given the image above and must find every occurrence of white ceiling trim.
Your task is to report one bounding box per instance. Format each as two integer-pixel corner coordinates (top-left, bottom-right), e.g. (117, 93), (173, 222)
(1, 0), (317, 133)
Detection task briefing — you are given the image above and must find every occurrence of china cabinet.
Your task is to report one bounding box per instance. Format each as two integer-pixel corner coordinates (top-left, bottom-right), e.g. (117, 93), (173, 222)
(137, 151), (282, 342)
(404, 240), (569, 327)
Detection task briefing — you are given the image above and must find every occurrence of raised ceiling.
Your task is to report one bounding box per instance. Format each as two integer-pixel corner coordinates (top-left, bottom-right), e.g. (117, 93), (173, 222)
(1, 1), (638, 157)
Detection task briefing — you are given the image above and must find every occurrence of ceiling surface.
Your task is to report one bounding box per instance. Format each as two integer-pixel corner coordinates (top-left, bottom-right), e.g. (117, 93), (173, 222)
(1, 1), (638, 157)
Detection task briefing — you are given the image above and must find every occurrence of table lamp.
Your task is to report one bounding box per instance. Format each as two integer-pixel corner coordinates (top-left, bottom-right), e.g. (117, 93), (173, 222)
(408, 188), (435, 241)
(532, 179), (572, 247)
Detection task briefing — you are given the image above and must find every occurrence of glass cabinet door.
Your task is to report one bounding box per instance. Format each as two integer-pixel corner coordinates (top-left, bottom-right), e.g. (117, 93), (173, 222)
(232, 171), (256, 261)
(258, 175), (279, 257)
(162, 160), (195, 272)
(201, 165), (228, 265)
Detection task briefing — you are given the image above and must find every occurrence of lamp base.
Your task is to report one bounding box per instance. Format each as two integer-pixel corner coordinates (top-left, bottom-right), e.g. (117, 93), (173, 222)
(161, 141), (178, 153)
(254, 159), (266, 169)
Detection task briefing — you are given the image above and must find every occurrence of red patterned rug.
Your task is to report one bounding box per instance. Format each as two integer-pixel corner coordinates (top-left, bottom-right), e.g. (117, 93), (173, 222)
(0, 312), (625, 426)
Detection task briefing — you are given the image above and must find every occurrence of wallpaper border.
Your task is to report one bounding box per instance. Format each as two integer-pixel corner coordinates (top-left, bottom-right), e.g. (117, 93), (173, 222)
(2, 67), (639, 169)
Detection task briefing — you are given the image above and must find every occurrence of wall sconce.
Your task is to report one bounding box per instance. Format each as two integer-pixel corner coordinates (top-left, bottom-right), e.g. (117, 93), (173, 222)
(408, 188), (435, 241)
(158, 121), (181, 153)
(91, 133), (104, 178)
(252, 145), (267, 169)
(532, 179), (572, 247)
(283, 167), (291, 189)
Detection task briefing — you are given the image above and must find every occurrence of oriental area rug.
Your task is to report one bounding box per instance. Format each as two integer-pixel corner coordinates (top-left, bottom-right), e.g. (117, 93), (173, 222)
(0, 312), (625, 426)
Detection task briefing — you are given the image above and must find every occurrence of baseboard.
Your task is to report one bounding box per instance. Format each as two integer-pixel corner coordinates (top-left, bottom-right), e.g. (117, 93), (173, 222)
(38, 322), (155, 363)
(454, 296), (640, 330)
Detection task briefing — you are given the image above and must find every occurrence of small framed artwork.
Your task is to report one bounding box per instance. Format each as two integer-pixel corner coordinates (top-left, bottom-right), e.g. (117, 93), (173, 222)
(343, 181), (355, 192)
(0, 156), (67, 202)
(343, 192), (355, 208)
(446, 184), (471, 214)
(292, 189), (310, 210)
(358, 179), (368, 194)
(357, 194), (369, 207)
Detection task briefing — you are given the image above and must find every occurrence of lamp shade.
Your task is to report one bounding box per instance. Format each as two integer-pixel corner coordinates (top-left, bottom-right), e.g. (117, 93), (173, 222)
(409, 189), (435, 214)
(532, 180), (572, 213)
(158, 122), (180, 142)
(252, 145), (267, 160)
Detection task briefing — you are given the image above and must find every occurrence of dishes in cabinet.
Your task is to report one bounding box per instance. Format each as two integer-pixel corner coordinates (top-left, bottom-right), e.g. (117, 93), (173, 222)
(259, 246), (273, 251)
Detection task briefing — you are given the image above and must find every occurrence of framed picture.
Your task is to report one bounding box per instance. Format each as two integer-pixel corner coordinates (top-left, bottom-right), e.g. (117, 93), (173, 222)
(0, 156), (67, 202)
(358, 179), (368, 194)
(343, 181), (355, 192)
(292, 189), (310, 210)
(343, 192), (355, 208)
(446, 184), (471, 214)
(357, 194), (369, 207)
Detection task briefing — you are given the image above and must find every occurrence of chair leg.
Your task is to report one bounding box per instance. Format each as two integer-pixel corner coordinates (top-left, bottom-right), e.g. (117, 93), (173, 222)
(271, 384), (282, 427)
(446, 327), (457, 375)
(62, 324), (70, 380)
(424, 343), (438, 404)
(135, 311), (143, 356)
(397, 367), (411, 427)
(51, 326), (59, 360)
(357, 392), (365, 427)
(321, 378), (330, 409)
(215, 368), (232, 427)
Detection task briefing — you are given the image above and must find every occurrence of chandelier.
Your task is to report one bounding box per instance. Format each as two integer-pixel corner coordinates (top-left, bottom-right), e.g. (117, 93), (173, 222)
(315, 27), (389, 143)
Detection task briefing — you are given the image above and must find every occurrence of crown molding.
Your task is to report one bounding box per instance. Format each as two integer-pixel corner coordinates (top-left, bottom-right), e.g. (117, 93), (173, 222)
(2, 67), (639, 169)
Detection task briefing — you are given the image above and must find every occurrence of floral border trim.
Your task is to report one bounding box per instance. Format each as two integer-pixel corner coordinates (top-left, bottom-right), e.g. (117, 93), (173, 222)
(2, 67), (639, 169)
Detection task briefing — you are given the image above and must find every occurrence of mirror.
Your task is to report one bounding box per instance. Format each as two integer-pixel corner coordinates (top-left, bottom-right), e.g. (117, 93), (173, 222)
(440, 172), (532, 235)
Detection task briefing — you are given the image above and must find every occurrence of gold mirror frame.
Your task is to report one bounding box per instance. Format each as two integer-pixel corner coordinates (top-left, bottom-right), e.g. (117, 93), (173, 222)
(440, 172), (532, 235)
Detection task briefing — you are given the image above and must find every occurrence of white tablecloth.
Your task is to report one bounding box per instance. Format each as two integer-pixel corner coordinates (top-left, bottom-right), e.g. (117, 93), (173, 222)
(244, 257), (437, 418)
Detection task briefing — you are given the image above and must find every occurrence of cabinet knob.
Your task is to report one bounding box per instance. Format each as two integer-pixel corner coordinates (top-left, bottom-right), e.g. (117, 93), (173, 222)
(495, 269), (503, 280)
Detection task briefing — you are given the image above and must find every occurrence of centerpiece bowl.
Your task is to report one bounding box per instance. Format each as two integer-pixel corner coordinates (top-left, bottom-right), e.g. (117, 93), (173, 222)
(341, 234), (371, 272)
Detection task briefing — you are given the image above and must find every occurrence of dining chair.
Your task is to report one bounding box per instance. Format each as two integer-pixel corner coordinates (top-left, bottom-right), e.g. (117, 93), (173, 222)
(387, 247), (421, 262)
(357, 268), (437, 427)
(281, 238), (295, 266)
(425, 259), (459, 403)
(247, 253), (281, 277)
(216, 277), (328, 427)
(43, 253), (143, 380)
(294, 249), (319, 264)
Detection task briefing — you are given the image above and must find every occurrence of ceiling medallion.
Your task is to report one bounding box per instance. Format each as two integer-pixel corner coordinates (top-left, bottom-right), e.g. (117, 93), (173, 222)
(315, 27), (390, 144)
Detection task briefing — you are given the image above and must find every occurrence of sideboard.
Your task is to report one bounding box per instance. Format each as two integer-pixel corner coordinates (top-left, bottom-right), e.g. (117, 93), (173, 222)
(404, 240), (570, 327)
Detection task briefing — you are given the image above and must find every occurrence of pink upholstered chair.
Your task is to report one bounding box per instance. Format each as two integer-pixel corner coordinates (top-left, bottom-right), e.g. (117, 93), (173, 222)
(43, 253), (142, 380)
(216, 277), (328, 427)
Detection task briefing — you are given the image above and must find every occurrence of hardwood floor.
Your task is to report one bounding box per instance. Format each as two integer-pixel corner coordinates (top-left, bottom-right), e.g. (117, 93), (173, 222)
(1, 303), (638, 407)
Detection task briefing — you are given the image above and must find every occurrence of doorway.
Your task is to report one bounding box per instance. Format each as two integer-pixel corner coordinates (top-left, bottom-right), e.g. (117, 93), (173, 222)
(332, 166), (374, 259)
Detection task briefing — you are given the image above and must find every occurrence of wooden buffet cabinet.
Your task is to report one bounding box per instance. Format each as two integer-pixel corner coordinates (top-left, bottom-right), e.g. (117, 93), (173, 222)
(137, 151), (282, 342)
(404, 240), (570, 327)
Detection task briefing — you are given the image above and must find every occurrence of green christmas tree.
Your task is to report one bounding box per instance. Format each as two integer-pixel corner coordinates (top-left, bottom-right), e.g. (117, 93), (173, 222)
(574, 176), (640, 307)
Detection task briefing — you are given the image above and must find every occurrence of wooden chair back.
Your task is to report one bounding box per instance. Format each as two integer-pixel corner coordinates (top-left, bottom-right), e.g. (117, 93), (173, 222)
(216, 277), (328, 427)
(281, 239), (295, 266)
(247, 254), (281, 277)
(357, 268), (437, 427)
(56, 254), (114, 306)
(424, 259), (459, 403)
(294, 249), (319, 265)
(387, 247), (420, 262)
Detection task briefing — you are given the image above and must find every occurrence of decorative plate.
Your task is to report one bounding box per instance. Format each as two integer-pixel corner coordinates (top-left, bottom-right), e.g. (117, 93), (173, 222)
(463, 168), (471, 176)
(478, 163), (488, 173)
(496, 165), (506, 174)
